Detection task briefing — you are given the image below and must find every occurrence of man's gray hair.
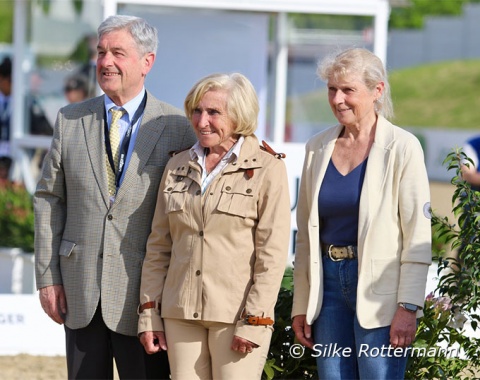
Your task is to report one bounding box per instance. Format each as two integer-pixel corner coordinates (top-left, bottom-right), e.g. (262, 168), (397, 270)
(98, 15), (158, 56)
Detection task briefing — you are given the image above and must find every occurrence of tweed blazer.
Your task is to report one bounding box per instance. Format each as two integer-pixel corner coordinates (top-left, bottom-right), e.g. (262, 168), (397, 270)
(34, 91), (197, 336)
(292, 116), (432, 329)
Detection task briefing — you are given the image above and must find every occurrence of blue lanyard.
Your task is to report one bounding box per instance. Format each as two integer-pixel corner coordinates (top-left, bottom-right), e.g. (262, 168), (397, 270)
(104, 93), (147, 188)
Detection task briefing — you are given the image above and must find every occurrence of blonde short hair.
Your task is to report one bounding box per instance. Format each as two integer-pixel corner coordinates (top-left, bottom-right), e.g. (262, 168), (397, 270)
(184, 73), (259, 136)
(317, 48), (394, 119)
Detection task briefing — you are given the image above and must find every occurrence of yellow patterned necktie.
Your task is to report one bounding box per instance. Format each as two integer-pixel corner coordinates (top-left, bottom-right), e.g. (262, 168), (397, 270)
(106, 108), (125, 197)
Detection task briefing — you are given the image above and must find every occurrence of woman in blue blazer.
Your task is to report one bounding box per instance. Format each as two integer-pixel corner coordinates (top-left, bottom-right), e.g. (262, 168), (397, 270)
(291, 48), (432, 380)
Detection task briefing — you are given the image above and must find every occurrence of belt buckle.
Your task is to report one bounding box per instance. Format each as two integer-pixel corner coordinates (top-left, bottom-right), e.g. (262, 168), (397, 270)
(245, 314), (259, 325)
(327, 245), (344, 262)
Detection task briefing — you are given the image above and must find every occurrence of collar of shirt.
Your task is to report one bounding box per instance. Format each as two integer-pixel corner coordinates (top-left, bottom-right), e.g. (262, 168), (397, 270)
(104, 88), (146, 137)
(190, 136), (245, 194)
(190, 135), (245, 164)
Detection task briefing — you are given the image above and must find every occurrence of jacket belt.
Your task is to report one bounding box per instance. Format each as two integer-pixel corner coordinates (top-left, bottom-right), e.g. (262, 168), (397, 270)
(321, 243), (357, 261)
(138, 301), (156, 314)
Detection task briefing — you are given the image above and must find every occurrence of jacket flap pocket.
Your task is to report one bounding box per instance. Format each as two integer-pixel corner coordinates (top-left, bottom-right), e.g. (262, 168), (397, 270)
(59, 240), (76, 257)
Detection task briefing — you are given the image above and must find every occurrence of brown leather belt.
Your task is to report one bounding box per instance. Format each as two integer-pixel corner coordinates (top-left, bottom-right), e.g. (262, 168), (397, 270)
(321, 243), (357, 261)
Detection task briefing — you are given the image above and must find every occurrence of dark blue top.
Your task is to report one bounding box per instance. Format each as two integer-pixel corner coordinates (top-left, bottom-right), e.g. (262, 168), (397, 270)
(318, 158), (368, 246)
(465, 136), (480, 191)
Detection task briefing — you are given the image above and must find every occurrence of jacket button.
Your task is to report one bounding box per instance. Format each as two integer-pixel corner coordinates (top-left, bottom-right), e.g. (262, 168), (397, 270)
(107, 214), (113, 220)
(199, 231), (204, 237)
(193, 312), (198, 318)
(196, 190), (201, 195)
(167, 187), (173, 191)
(246, 189), (252, 194)
(225, 186), (231, 191)
(196, 270), (201, 276)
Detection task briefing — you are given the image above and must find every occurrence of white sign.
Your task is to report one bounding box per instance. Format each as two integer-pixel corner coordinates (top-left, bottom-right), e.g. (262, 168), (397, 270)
(0, 294), (65, 356)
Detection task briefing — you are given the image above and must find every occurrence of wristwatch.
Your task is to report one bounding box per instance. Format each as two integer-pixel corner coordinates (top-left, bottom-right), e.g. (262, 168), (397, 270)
(398, 302), (419, 313)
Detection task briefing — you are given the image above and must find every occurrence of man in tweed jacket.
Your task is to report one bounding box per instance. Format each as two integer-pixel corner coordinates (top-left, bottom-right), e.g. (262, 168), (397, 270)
(34, 15), (196, 379)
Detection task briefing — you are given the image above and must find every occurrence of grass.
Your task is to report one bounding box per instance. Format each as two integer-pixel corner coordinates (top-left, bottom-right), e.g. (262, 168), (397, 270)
(390, 59), (480, 129)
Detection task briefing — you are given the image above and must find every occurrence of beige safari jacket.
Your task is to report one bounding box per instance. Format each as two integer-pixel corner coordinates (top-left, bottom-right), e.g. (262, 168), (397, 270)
(138, 135), (290, 345)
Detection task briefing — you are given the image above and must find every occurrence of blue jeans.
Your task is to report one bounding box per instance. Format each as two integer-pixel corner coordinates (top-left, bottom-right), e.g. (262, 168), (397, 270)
(312, 255), (408, 380)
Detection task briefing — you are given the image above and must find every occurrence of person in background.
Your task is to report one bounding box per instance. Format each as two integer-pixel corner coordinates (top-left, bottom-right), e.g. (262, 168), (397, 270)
(0, 56), (53, 179)
(0, 57), (11, 164)
(0, 56), (53, 138)
(461, 135), (480, 191)
(291, 48), (432, 380)
(138, 72), (291, 380)
(34, 15), (196, 379)
(0, 156), (12, 184)
(63, 74), (89, 104)
(457, 136), (480, 265)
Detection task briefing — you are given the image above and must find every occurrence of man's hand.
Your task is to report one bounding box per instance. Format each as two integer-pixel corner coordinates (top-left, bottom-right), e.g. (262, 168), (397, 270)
(390, 307), (417, 348)
(461, 164), (480, 187)
(139, 331), (167, 354)
(292, 314), (314, 349)
(39, 285), (67, 324)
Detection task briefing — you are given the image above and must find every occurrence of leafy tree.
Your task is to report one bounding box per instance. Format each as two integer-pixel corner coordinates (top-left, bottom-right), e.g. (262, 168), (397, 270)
(404, 148), (480, 378)
(289, 13), (372, 31)
(263, 267), (317, 379)
(389, 0), (480, 29)
(0, 182), (34, 252)
(265, 150), (480, 379)
(36, 0), (83, 14)
(0, 0), (14, 43)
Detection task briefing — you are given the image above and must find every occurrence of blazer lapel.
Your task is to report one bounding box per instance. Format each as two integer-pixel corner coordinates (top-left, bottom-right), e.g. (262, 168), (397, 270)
(83, 97), (111, 208)
(358, 116), (394, 244)
(113, 94), (166, 205)
(309, 125), (341, 227)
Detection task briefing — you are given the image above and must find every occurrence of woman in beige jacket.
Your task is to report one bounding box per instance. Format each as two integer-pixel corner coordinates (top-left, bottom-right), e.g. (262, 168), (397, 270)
(138, 73), (290, 380)
(291, 48), (432, 379)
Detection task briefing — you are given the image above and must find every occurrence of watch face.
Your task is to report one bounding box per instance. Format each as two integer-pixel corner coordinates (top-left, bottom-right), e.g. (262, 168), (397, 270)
(405, 303), (418, 312)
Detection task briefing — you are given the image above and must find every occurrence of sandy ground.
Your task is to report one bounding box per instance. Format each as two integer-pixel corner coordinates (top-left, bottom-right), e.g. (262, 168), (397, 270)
(0, 354), (67, 380)
(0, 182), (455, 380)
(0, 354), (120, 380)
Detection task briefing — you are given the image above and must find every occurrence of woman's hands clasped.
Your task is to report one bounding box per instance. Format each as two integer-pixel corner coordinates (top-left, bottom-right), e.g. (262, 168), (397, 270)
(231, 335), (259, 354)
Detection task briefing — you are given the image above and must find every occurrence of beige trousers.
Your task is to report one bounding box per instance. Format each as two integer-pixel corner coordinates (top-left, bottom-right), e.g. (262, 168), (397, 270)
(164, 318), (272, 380)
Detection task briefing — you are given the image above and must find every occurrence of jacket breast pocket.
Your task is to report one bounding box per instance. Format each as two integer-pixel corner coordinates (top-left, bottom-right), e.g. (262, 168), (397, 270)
(164, 178), (192, 213)
(216, 182), (256, 218)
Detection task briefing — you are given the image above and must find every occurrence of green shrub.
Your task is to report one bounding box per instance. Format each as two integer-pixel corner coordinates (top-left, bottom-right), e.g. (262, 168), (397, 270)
(0, 181), (34, 252)
(405, 148), (480, 379)
(263, 267), (317, 380)
(265, 148), (480, 379)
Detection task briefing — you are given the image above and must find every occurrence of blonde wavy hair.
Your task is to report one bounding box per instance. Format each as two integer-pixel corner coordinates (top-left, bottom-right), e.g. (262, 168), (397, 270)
(184, 72), (259, 136)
